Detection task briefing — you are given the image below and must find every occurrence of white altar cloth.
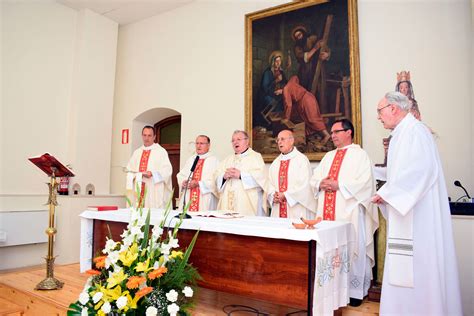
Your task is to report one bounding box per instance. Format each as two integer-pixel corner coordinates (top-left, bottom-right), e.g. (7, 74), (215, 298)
(79, 209), (355, 315)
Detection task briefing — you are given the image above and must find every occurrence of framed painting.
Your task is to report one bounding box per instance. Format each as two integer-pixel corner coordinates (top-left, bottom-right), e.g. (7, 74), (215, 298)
(245, 0), (361, 162)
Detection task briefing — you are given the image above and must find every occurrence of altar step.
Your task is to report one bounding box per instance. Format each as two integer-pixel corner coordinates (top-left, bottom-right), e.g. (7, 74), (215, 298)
(0, 264), (378, 315)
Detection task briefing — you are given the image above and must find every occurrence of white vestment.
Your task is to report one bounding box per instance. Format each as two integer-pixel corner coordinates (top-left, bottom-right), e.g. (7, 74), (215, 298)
(375, 114), (462, 316)
(126, 143), (172, 209)
(176, 152), (219, 211)
(310, 143), (378, 300)
(268, 148), (316, 219)
(216, 148), (266, 216)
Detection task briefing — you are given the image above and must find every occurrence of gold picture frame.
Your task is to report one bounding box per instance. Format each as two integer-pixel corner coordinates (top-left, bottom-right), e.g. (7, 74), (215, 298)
(245, 0), (361, 162)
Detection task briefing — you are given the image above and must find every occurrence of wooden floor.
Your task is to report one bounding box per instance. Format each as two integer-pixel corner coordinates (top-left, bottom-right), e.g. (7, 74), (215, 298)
(0, 264), (378, 315)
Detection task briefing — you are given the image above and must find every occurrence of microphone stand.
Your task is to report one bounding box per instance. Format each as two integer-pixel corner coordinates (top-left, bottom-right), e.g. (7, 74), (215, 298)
(175, 171), (193, 219)
(175, 156), (200, 219)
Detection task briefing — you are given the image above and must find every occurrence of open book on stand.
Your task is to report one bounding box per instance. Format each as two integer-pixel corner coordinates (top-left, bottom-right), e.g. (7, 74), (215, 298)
(191, 210), (243, 219)
(28, 153), (74, 177)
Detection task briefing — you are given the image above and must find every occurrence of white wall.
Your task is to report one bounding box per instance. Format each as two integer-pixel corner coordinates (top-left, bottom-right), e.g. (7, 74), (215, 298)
(1, 2), (119, 268)
(1, 1), (77, 194)
(358, 0), (472, 201)
(0, 195), (126, 270)
(1, 3), (118, 197)
(67, 9), (118, 195)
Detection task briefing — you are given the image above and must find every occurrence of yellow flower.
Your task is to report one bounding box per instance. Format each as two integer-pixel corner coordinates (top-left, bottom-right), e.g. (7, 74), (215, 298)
(135, 259), (153, 273)
(106, 270), (128, 289)
(129, 293), (140, 309)
(119, 243), (139, 267)
(94, 301), (104, 311)
(103, 285), (123, 300)
(170, 250), (183, 260)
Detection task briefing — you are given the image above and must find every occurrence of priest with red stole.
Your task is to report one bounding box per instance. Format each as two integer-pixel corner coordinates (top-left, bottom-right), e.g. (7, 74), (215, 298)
(310, 119), (378, 306)
(126, 125), (172, 209)
(268, 129), (315, 219)
(177, 135), (219, 211)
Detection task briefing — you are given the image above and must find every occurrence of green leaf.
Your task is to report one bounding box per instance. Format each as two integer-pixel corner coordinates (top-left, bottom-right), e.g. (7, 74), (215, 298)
(160, 190), (175, 228)
(67, 303), (83, 315)
(125, 196), (132, 208)
(140, 209), (151, 251)
(106, 224), (113, 240)
(181, 230), (199, 269)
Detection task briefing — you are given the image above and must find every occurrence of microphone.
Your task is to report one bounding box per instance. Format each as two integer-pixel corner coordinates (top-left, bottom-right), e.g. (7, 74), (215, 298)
(454, 180), (471, 200)
(190, 155), (200, 173)
(176, 155), (200, 219)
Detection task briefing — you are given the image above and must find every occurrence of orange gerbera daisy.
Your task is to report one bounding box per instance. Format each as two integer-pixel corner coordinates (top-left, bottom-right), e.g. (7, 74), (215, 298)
(135, 286), (153, 299)
(85, 269), (101, 275)
(93, 256), (107, 269)
(126, 276), (146, 289)
(148, 266), (168, 280)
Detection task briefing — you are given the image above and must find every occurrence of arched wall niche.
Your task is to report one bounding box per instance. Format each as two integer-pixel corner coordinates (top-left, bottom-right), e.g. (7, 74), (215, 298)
(131, 107), (181, 151)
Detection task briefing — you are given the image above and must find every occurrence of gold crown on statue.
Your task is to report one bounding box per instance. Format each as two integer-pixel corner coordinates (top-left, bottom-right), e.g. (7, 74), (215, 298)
(396, 70), (411, 83)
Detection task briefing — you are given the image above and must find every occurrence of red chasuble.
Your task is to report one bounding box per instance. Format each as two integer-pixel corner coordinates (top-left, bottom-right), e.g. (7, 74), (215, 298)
(189, 159), (204, 211)
(278, 160), (290, 218)
(322, 148), (347, 220)
(138, 149), (151, 208)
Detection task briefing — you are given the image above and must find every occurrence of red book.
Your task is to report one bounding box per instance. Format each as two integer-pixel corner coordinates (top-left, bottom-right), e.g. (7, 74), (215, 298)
(87, 206), (118, 211)
(28, 153), (74, 178)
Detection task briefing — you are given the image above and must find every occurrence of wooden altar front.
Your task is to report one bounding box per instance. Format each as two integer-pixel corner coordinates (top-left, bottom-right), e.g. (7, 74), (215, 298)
(92, 219), (316, 311)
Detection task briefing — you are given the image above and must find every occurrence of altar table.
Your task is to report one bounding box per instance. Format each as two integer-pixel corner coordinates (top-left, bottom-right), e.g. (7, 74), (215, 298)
(79, 209), (355, 316)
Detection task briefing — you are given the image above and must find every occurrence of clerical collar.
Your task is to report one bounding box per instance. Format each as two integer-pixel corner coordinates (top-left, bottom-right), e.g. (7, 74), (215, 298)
(235, 147), (250, 156)
(280, 148), (296, 161)
(143, 144), (155, 150)
(337, 144), (353, 150)
(197, 152), (211, 159)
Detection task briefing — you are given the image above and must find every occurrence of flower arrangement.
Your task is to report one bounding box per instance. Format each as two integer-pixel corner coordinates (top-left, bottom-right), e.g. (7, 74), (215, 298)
(68, 196), (200, 316)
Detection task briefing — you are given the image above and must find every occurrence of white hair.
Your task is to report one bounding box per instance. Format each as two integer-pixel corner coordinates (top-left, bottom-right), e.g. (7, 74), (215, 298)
(233, 130), (249, 139)
(385, 91), (411, 111)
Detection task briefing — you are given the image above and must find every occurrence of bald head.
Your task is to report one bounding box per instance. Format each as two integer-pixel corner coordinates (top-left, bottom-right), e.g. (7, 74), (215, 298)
(277, 130), (294, 154)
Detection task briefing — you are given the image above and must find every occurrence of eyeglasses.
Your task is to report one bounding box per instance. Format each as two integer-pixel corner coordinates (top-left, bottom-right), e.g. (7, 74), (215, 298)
(377, 104), (392, 115)
(231, 138), (248, 143)
(330, 129), (347, 135)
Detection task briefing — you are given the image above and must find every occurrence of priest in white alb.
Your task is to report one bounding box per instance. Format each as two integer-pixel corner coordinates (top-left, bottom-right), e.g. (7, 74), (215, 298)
(216, 130), (266, 216)
(310, 118), (378, 306)
(372, 92), (462, 316)
(126, 126), (173, 209)
(268, 129), (315, 219)
(177, 135), (219, 211)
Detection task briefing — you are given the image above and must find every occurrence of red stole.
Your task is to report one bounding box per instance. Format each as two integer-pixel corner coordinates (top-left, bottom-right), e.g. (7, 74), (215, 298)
(323, 148), (347, 221)
(189, 159), (204, 211)
(138, 149), (151, 208)
(278, 159), (290, 218)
